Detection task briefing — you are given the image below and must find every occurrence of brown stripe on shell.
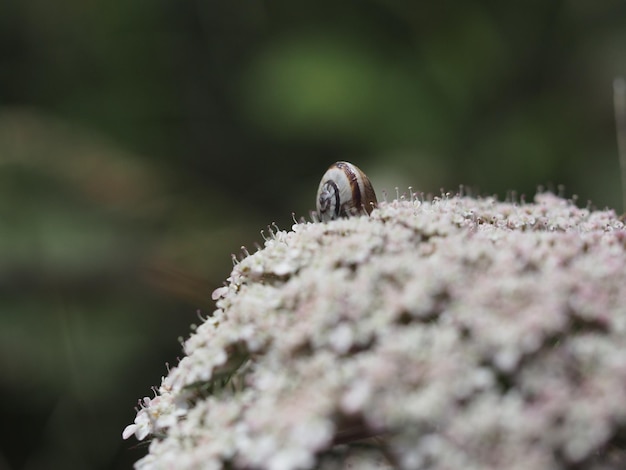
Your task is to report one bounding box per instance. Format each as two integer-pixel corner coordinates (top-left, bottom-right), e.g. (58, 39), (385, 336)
(335, 162), (361, 215)
(360, 171), (377, 214)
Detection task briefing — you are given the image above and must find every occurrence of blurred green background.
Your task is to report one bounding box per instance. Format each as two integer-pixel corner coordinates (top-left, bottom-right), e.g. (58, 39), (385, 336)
(1, 0), (625, 468)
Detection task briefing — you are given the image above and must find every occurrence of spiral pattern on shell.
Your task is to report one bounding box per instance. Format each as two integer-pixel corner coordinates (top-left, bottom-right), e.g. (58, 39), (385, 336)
(316, 161), (377, 222)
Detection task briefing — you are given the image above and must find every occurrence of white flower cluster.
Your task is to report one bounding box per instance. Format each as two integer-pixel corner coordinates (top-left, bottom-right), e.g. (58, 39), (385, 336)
(124, 193), (626, 470)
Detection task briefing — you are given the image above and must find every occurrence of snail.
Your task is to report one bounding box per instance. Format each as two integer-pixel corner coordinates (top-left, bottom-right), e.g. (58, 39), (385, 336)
(316, 161), (377, 222)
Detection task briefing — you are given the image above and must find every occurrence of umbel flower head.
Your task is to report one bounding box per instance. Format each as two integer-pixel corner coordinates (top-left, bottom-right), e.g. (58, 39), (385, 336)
(124, 192), (626, 470)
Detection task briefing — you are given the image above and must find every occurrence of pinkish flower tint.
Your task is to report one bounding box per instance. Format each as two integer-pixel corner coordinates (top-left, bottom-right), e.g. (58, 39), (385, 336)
(124, 193), (626, 470)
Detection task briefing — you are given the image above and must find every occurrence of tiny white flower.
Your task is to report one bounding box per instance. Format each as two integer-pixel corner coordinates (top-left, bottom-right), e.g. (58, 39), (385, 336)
(122, 407), (152, 441)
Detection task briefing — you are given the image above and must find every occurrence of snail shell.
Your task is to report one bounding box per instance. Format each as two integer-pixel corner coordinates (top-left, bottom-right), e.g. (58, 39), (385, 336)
(316, 161), (377, 222)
